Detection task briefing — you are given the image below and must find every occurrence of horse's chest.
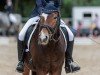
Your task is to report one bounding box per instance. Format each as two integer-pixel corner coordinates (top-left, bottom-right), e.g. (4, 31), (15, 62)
(30, 41), (65, 72)
(36, 46), (64, 63)
(34, 48), (64, 72)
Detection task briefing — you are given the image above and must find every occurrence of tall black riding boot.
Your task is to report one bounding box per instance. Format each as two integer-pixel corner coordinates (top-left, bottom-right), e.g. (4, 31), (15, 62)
(61, 27), (80, 73)
(65, 40), (80, 73)
(16, 39), (24, 73)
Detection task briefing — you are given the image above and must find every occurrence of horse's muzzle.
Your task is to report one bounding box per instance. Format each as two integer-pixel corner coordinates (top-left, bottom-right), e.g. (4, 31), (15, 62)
(38, 30), (49, 45)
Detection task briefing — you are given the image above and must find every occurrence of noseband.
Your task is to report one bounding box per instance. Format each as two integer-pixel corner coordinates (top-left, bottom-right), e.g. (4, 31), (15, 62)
(39, 24), (58, 41)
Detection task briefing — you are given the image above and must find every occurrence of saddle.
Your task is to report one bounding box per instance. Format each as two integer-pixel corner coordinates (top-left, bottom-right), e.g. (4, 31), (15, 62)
(24, 22), (38, 52)
(24, 25), (34, 49)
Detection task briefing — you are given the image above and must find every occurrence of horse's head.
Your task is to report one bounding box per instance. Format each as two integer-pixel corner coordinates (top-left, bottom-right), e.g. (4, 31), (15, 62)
(38, 3), (60, 45)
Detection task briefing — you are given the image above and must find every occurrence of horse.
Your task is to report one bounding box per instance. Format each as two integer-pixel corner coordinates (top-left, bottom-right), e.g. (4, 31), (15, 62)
(23, 8), (66, 75)
(0, 11), (22, 35)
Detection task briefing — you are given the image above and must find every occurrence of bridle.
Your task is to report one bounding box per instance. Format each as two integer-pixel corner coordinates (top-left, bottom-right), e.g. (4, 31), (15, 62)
(39, 12), (60, 42)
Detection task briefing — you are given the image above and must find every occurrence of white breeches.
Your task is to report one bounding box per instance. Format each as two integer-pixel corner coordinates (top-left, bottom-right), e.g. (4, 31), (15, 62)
(60, 20), (74, 41)
(18, 16), (40, 41)
(18, 16), (74, 41)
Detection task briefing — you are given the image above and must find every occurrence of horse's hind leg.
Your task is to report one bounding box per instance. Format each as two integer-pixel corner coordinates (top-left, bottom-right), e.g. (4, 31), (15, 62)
(32, 71), (36, 75)
(23, 66), (30, 75)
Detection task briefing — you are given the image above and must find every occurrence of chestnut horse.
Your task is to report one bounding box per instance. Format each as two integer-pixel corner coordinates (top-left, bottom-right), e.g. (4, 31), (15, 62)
(23, 10), (66, 75)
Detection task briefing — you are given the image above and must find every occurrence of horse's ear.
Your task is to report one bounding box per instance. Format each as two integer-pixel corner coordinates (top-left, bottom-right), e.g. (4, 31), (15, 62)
(39, 16), (45, 25)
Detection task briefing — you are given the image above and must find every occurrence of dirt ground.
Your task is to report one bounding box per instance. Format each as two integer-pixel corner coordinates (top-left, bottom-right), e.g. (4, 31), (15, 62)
(0, 37), (100, 75)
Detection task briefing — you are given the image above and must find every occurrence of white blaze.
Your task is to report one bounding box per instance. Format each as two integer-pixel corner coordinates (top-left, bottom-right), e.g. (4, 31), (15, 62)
(41, 13), (48, 21)
(39, 30), (46, 40)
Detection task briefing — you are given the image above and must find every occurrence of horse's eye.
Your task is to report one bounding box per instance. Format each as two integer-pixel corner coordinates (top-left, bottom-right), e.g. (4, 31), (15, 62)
(54, 17), (57, 19)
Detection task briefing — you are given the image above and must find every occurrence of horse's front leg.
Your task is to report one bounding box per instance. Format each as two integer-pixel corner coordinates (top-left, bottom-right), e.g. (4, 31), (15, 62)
(23, 66), (30, 75)
(50, 68), (62, 75)
(37, 70), (47, 75)
(32, 71), (36, 75)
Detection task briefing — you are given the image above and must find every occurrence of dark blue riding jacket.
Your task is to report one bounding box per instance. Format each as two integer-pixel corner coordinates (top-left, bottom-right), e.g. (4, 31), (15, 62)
(30, 0), (61, 17)
(5, 5), (13, 14)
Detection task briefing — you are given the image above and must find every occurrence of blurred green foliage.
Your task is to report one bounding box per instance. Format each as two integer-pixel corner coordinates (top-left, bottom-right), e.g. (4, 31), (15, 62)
(61, 0), (100, 17)
(1, 0), (100, 17)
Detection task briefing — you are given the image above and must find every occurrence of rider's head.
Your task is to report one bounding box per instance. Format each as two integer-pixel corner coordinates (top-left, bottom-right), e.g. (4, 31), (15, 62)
(43, 2), (59, 14)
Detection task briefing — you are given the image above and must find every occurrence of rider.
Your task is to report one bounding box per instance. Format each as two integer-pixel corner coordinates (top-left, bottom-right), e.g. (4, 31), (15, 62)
(16, 0), (80, 73)
(5, 0), (17, 25)
(5, 0), (13, 14)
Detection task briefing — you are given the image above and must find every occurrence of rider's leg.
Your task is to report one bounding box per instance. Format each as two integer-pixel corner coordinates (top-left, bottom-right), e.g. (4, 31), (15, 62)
(16, 16), (40, 73)
(60, 20), (80, 73)
(16, 39), (25, 73)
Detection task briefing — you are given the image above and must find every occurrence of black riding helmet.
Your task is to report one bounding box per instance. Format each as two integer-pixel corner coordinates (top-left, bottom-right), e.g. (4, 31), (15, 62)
(43, 1), (59, 14)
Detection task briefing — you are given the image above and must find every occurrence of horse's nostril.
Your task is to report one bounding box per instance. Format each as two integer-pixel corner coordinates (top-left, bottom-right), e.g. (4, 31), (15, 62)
(45, 36), (48, 39)
(43, 36), (48, 42)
